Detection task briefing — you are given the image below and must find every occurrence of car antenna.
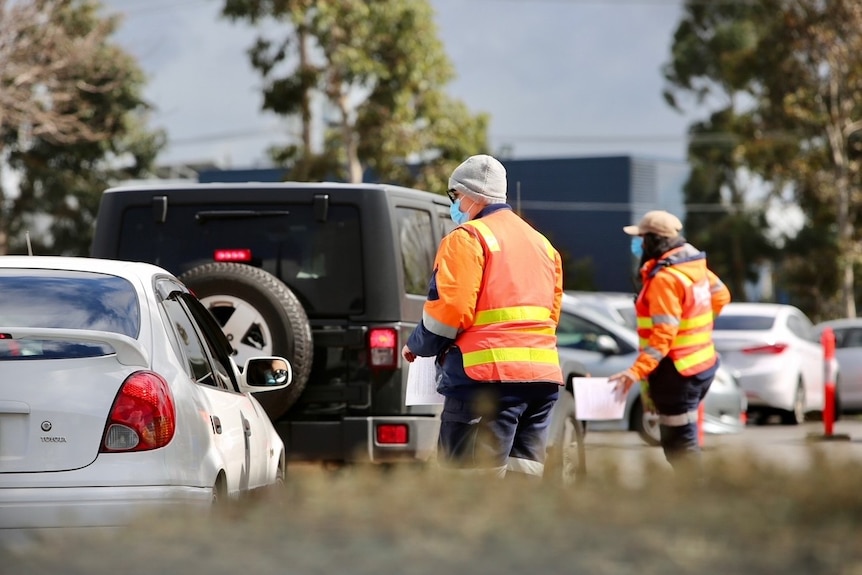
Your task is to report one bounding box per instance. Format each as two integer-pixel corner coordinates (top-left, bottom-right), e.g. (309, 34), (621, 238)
(25, 231), (33, 256)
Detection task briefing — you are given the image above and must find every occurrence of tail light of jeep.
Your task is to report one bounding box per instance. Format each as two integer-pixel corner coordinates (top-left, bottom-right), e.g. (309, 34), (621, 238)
(369, 327), (398, 369)
(376, 423), (409, 444)
(214, 248), (252, 262)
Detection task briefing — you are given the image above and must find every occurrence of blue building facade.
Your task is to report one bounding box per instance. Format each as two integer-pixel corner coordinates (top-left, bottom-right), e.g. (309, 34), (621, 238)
(505, 156), (689, 291)
(197, 155), (689, 292)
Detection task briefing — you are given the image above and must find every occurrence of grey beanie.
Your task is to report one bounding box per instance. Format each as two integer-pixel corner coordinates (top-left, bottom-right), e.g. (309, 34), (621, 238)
(448, 154), (507, 204)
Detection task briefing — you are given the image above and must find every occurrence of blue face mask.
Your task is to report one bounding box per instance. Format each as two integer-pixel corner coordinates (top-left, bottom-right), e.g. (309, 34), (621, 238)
(630, 236), (643, 258)
(450, 198), (470, 225)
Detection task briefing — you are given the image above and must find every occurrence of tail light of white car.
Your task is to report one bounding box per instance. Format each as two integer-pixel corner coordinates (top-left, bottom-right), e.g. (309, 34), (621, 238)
(742, 343), (789, 355)
(101, 371), (176, 452)
(369, 327), (398, 369)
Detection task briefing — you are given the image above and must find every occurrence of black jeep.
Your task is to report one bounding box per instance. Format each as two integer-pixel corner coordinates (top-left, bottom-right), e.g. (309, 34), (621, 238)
(91, 182), (454, 464)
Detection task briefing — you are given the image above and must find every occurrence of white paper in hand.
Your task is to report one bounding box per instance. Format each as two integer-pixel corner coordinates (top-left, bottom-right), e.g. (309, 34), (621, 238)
(572, 377), (627, 421)
(405, 356), (445, 405)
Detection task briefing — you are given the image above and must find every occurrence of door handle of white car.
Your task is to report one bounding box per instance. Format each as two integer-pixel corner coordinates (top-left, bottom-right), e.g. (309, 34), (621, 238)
(243, 418), (251, 437)
(211, 415), (222, 435)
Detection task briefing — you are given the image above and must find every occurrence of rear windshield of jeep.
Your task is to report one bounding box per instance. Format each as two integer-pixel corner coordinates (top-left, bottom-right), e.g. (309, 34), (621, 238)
(117, 203), (363, 317)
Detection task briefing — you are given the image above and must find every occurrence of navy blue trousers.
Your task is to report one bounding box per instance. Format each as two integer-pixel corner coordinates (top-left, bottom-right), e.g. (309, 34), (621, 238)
(647, 357), (715, 473)
(437, 384), (559, 478)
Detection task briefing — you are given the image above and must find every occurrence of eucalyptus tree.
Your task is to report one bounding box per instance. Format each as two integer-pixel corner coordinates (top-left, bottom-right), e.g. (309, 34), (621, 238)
(220, 0), (487, 190)
(664, 0), (862, 318)
(0, 0), (164, 255)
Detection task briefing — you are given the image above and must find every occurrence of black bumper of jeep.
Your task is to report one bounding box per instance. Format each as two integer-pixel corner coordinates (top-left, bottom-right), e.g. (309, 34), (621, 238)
(277, 416), (440, 463)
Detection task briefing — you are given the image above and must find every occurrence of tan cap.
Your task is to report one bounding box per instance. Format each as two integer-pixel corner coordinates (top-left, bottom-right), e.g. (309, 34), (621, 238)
(623, 210), (683, 237)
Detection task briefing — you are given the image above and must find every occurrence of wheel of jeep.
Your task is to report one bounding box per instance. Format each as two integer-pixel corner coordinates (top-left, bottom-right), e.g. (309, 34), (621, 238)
(179, 262), (313, 420)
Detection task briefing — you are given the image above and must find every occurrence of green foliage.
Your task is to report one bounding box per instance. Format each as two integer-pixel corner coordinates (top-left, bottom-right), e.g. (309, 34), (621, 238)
(664, 0), (862, 318)
(0, 0), (165, 255)
(219, 0), (488, 190)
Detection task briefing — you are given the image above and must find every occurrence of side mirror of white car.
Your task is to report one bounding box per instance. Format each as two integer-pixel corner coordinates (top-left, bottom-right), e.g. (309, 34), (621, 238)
(595, 334), (620, 356)
(240, 356), (293, 393)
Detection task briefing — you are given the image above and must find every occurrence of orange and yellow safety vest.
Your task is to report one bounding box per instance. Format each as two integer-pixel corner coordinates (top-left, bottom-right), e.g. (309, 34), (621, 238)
(630, 245), (730, 380)
(422, 209), (564, 384)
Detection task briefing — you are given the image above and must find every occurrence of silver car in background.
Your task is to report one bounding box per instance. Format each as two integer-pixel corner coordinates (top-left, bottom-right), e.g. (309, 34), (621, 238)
(564, 290), (637, 331)
(815, 318), (862, 414)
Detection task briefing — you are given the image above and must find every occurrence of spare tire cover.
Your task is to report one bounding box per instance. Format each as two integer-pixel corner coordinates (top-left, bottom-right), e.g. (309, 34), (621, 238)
(179, 262), (313, 420)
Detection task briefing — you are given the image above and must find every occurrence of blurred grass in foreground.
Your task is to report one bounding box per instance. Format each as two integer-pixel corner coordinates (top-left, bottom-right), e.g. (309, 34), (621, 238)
(3, 447), (862, 575)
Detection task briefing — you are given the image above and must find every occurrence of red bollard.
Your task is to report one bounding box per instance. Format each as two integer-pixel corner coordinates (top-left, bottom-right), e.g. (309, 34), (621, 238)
(807, 327), (850, 442)
(822, 327), (836, 437)
(697, 402), (705, 447)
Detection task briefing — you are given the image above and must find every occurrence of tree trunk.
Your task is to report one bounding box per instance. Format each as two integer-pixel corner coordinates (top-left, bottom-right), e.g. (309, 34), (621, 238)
(0, 161), (7, 256)
(298, 25), (312, 153)
(837, 175), (857, 317)
(337, 94), (362, 183)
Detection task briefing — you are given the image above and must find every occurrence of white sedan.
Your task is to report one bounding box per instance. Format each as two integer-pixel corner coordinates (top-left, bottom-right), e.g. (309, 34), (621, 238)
(712, 302), (826, 424)
(0, 256), (291, 536)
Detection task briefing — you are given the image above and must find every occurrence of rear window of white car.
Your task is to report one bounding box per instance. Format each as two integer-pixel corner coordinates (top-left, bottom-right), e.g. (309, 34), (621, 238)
(713, 315), (775, 330)
(0, 269), (140, 359)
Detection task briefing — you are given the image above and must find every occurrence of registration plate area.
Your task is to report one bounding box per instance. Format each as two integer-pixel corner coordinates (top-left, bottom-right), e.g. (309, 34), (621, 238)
(0, 409), (30, 468)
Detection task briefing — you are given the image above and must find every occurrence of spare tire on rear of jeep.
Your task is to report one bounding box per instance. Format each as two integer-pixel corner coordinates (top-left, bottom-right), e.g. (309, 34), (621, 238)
(179, 262), (313, 420)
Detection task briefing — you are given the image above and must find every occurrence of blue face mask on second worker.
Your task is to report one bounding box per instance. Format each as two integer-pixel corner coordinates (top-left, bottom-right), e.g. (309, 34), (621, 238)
(630, 236), (644, 258)
(450, 198), (470, 225)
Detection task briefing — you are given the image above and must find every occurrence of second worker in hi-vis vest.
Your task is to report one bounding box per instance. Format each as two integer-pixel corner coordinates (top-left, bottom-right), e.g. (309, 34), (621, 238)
(609, 210), (731, 477)
(401, 154), (564, 479)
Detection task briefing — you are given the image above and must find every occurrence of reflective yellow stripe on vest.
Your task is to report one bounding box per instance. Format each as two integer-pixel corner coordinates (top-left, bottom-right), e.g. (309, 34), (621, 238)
(461, 220), (500, 252)
(465, 219), (554, 260)
(462, 347), (560, 368)
(673, 343), (716, 373)
(541, 236), (555, 260)
(474, 306), (552, 326)
(680, 312), (713, 330)
(663, 267), (693, 286)
(673, 331), (713, 347)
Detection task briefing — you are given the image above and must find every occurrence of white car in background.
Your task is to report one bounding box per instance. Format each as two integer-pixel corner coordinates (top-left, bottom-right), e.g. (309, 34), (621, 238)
(712, 302), (826, 425)
(0, 256), (291, 538)
(565, 290), (637, 331)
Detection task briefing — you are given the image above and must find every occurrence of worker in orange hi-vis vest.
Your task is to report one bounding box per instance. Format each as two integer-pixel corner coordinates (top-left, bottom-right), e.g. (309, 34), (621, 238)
(401, 154), (564, 479)
(609, 210), (730, 477)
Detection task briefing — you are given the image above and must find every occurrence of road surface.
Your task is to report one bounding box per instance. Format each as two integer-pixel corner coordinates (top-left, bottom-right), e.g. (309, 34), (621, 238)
(576, 419), (862, 486)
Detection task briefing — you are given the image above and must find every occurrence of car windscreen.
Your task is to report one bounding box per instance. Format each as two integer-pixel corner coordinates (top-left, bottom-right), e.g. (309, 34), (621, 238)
(0, 269), (140, 359)
(713, 315), (776, 330)
(117, 203), (363, 317)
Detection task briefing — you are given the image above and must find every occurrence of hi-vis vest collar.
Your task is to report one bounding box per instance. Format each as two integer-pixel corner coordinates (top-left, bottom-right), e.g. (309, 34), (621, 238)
(645, 243), (707, 279)
(461, 218), (557, 261)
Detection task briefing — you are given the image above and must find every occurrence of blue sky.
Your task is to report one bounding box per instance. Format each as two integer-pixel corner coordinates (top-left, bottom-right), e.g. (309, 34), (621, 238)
(104, 0), (696, 168)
